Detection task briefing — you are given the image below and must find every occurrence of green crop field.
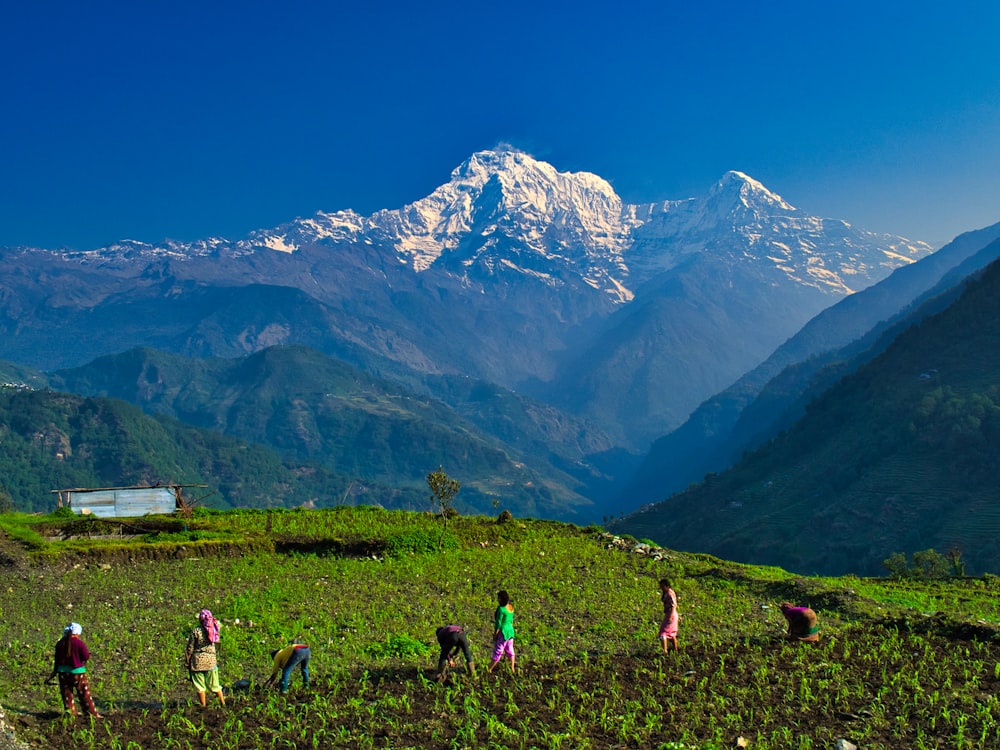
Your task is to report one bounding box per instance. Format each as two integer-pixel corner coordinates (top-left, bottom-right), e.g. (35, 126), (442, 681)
(1, 506), (999, 749)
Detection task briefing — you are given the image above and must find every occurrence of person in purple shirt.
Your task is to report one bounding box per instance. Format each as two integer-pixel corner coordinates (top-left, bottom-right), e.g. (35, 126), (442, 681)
(435, 625), (475, 683)
(780, 602), (820, 642)
(48, 622), (102, 718)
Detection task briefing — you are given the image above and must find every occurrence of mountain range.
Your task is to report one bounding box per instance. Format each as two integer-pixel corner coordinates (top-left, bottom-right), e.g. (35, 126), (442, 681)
(0, 147), (930, 460)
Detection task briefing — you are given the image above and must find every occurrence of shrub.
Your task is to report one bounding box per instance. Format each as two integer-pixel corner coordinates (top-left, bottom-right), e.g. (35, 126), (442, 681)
(364, 634), (431, 659)
(385, 529), (458, 557)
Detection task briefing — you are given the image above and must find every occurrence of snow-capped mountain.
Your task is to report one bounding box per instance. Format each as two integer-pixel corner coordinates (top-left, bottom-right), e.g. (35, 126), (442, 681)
(626, 170), (928, 294)
(0, 148), (934, 448)
(65, 147), (929, 303)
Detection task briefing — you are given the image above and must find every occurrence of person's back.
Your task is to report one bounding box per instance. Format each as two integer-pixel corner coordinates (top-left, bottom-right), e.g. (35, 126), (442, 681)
(781, 603), (819, 642)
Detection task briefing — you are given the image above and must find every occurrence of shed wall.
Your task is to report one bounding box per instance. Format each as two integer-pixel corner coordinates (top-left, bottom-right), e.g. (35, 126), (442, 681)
(68, 488), (176, 518)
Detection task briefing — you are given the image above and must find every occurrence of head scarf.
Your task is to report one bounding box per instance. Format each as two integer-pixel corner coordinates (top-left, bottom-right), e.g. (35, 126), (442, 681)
(199, 609), (220, 643)
(64, 622), (82, 636)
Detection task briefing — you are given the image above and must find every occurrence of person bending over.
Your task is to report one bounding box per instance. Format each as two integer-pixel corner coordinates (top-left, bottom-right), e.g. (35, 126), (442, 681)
(435, 625), (475, 682)
(264, 643), (311, 694)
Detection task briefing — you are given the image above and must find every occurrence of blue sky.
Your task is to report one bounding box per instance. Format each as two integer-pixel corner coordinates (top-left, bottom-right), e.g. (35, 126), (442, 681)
(3, 1), (998, 249)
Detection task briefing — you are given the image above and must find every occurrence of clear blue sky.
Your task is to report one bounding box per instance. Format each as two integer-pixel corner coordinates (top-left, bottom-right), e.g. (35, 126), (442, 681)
(3, 1), (998, 250)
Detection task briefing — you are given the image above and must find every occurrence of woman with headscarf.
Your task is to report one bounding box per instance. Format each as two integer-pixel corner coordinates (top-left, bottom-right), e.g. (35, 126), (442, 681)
(184, 609), (226, 707)
(49, 622), (102, 718)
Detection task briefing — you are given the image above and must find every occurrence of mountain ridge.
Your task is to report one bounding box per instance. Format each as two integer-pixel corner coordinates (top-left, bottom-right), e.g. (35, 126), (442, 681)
(615, 253), (1000, 575)
(625, 222), (1000, 504)
(0, 149), (934, 455)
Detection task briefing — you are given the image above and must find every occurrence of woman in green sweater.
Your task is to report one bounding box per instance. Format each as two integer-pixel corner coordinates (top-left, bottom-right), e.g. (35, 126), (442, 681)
(487, 590), (516, 674)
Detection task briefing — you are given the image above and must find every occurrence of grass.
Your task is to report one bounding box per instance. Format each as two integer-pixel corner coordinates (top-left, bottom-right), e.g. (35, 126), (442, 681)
(0, 507), (998, 749)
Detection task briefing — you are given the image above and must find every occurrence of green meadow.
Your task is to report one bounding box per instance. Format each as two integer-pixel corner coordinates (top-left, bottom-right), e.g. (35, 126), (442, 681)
(1, 506), (998, 749)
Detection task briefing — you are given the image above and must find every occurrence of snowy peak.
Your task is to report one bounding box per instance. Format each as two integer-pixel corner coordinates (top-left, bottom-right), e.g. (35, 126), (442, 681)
(708, 170), (795, 213)
(628, 169), (932, 296)
(451, 148), (622, 212)
(25, 150), (933, 305)
(382, 148), (635, 299)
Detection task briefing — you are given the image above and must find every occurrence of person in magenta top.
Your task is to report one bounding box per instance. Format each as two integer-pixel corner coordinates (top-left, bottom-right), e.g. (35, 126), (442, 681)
(780, 602), (820, 642)
(49, 622), (102, 718)
(435, 625), (475, 682)
(658, 579), (679, 653)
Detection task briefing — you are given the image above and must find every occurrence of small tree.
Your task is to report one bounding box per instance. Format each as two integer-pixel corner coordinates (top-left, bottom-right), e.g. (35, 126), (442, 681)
(883, 552), (910, 579)
(912, 548), (950, 579)
(426, 466), (460, 528)
(947, 548), (966, 577)
(884, 549), (953, 579)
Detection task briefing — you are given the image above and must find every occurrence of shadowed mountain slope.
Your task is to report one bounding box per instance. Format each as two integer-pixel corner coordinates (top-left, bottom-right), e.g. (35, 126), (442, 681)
(616, 254), (1000, 576)
(626, 223), (1000, 506)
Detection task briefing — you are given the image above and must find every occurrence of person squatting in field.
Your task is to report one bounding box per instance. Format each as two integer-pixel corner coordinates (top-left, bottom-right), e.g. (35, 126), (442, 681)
(658, 578), (679, 653)
(781, 602), (820, 642)
(264, 643), (311, 694)
(488, 590), (516, 674)
(435, 625), (475, 682)
(185, 609), (226, 707)
(49, 622), (102, 718)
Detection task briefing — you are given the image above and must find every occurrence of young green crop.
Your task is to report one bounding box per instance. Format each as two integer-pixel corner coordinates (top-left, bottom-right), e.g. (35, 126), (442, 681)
(3, 507), (1000, 749)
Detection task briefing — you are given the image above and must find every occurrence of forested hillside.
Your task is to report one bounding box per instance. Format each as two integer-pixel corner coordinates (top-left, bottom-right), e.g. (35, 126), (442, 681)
(617, 257), (1000, 576)
(0, 387), (385, 512)
(48, 345), (601, 519)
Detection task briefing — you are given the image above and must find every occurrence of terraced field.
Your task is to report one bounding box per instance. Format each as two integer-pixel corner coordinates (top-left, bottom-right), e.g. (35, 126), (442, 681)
(1, 507), (999, 749)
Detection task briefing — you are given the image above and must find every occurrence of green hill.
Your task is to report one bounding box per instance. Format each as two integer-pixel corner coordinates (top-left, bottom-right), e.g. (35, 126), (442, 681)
(0, 386), (403, 512)
(1, 507), (999, 749)
(48, 345), (607, 519)
(617, 256), (1000, 576)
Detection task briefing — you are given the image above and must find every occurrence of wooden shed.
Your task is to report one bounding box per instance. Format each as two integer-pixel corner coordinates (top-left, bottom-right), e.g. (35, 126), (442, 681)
(52, 484), (203, 518)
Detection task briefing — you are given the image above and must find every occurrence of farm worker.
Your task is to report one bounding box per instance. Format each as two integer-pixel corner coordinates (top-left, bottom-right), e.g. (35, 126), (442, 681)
(780, 602), (820, 642)
(47, 622), (102, 718)
(263, 643), (311, 694)
(185, 609), (226, 707)
(658, 578), (680, 652)
(487, 590), (516, 674)
(434, 625), (475, 682)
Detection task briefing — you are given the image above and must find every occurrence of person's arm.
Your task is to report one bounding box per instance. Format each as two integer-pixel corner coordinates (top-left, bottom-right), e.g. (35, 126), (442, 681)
(48, 642), (60, 682)
(184, 630), (196, 668)
(264, 647), (289, 686)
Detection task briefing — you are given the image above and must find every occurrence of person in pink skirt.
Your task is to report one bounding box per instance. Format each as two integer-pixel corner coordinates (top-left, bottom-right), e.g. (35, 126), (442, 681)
(487, 590), (516, 674)
(658, 578), (679, 652)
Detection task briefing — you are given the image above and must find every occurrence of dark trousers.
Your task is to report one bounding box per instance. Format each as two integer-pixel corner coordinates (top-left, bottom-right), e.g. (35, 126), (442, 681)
(437, 629), (473, 672)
